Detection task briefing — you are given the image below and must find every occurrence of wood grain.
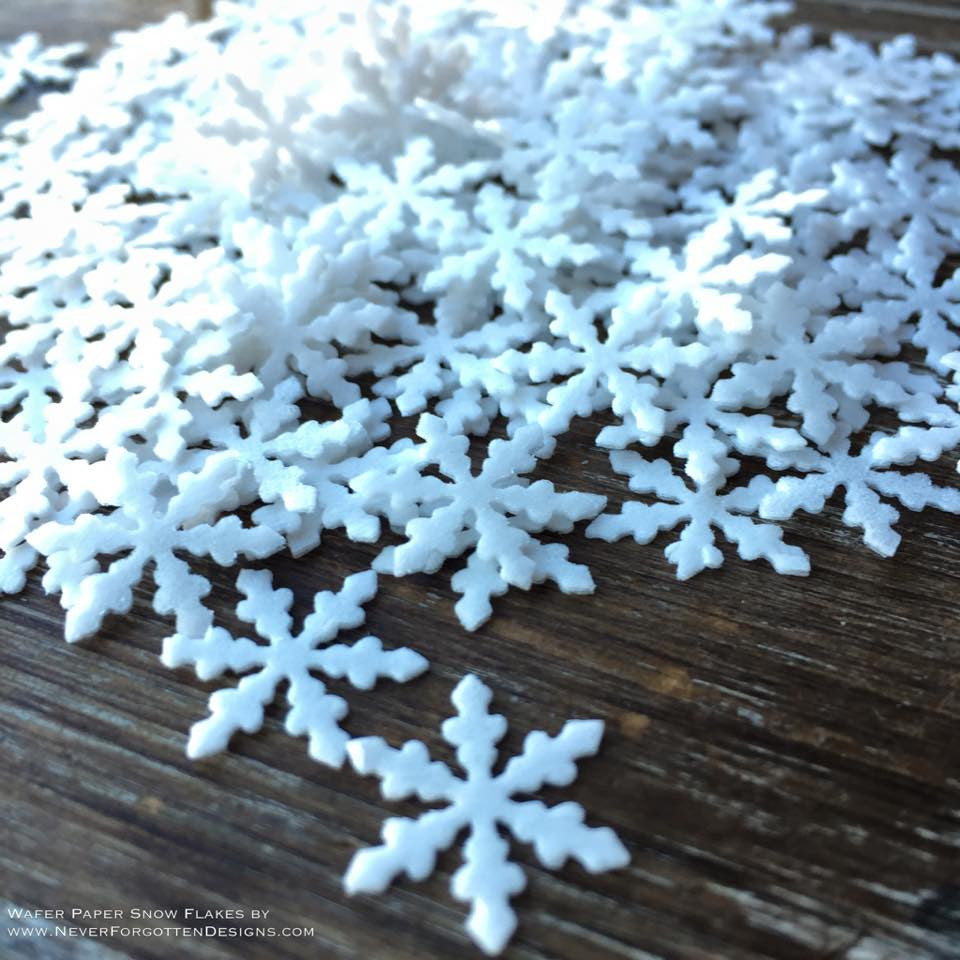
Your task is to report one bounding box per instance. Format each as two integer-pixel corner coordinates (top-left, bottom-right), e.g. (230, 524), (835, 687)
(2, 3), (960, 960)
(0, 2), (208, 48)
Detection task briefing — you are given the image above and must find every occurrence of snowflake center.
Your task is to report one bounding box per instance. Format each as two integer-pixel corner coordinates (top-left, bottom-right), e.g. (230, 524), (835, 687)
(452, 772), (509, 818)
(590, 340), (621, 370)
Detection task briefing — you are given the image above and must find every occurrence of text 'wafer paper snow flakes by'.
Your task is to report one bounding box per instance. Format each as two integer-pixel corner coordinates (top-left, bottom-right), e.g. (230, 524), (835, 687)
(346, 674), (629, 955)
(3, 0), (960, 952)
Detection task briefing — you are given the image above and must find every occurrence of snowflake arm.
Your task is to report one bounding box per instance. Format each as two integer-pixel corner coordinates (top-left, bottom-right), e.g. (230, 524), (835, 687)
(451, 542), (594, 632)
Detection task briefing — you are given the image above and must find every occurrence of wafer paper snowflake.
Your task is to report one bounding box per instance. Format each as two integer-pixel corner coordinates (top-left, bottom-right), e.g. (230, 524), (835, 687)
(496, 286), (709, 438)
(162, 569), (427, 763)
(27, 452), (284, 641)
(345, 674), (629, 954)
(422, 184), (601, 313)
(757, 398), (960, 557)
(3, 1), (959, 628)
(361, 414), (606, 629)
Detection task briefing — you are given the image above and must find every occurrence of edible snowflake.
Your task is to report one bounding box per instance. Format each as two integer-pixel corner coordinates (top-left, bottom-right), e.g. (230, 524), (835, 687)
(345, 674), (629, 954)
(359, 413), (606, 629)
(162, 569), (427, 764)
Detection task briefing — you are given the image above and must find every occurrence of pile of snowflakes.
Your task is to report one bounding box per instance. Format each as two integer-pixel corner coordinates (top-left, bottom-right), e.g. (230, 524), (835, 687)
(2, 0), (960, 952)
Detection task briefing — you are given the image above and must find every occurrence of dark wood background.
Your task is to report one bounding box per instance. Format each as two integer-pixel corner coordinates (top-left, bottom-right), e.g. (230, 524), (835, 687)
(2, 3), (960, 959)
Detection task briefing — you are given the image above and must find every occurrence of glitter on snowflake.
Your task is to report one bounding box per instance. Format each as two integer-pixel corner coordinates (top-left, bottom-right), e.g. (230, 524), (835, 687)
(162, 569), (427, 763)
(345, 674), (629, 954)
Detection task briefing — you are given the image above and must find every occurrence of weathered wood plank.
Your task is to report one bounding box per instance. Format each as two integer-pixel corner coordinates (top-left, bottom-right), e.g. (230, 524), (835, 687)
(787, 0), (960, 51)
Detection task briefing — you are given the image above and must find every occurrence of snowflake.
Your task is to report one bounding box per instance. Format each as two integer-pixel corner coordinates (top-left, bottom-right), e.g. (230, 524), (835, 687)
(709, 282), (952, 445)
(360, 414), (605, 629)
(332, 136), (490, 249)
(831, 247), (960, 373)
(345, 673), (629, 955)
(500, 93), (638, 200)
(496, 286), (709, 438)
(0, 490), (93, 596)
(0, 336), (70, 427)
(596, 363), (808, 486)
(671, 167), (828, 254)
(0, 395), (168, 591)
(832, 143), (960, 284)
(588, 452), (810, 580)
(0, 185), (163, 290)
(758, 416), (960, 557)
(162, 569), (427, 763)
(199, 72), (319, 195)
(346, 297), (538, 417)
(421, 184), (600, 312)
(26, 451), (283, 641)
(249, 427), (422, 560)
(5, 0), (960, 947)
(227, 228), (403, 406)
(184, 377), (389, 515)
(625, 234), (789, 335)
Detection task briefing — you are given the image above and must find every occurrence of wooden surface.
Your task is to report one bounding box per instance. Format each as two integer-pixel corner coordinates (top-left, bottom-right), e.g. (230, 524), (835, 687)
(2, 3), (960, 960)
(0, 2), (210, 48)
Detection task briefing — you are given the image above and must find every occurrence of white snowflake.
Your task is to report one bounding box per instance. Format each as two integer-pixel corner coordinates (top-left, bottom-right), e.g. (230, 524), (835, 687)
(421, 184), (600, 312)
(360, 414), (606, 629)
(346, 298), (537, 418)
(184, 377), (389, 515)
(500, 92), (638, 200)
(758, 418), (960, 557)
(588, 452), (810, 580)
(26, 451), (283, 641)
(831, 247), (960, 373)
(332, 136), (490, 249)
(496, 286), (709, 438)
(3, 0), (960, 946)
(162, 569), (427, 763)
(626, 234), (790, 335)
(0, 1), (956, 628)
(345, 673), (629, 955)
(596, 363), (808, 487)
(709, 282), (952, 445)
(668, 167), (828, 255)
